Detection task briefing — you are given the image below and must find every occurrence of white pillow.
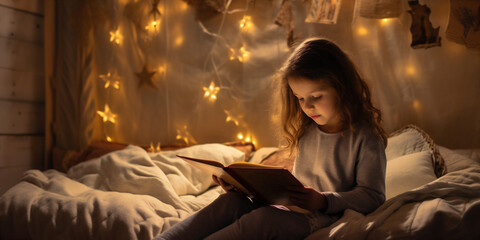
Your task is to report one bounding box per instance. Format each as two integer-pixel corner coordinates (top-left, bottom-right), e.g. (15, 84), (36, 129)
(386, 127), (432, 160)
(385, 151), (437, 200)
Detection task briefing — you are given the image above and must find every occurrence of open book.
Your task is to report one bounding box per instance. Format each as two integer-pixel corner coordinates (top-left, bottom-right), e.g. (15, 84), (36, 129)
(177, 155), (308, 213)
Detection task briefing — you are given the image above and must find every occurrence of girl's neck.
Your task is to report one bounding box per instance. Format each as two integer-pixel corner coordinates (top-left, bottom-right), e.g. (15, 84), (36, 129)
(317, 123), (344, 133)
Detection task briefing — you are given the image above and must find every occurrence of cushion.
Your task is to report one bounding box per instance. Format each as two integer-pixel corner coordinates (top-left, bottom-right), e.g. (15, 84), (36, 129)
(385, 151), (438, 200)
(55, 141), (255, 172)
(386, 125), (446, 177)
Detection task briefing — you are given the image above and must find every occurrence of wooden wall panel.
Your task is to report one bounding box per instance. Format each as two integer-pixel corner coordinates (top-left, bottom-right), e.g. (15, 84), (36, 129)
(0, 68), (44, 101)
(0, 100), (44, 134)
(0, 6), (44, 43)
(0, 165), (42, 195)
(0, 0), (43, 15)
(0, 135), (43, 168)
(0, 37), (43, 73)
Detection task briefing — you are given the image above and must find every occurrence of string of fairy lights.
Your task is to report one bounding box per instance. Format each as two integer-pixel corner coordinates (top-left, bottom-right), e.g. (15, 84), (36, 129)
(96, 0), (258, 151)
(95, 0), (424, 151)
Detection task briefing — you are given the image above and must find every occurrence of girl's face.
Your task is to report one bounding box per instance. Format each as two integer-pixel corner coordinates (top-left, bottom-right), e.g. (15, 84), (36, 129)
(288, 76), (343, 133)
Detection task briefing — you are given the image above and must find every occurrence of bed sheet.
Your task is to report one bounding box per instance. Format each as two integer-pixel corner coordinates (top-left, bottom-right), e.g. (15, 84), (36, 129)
(306, 146), (480, 240)
(0, 144), (245, 240)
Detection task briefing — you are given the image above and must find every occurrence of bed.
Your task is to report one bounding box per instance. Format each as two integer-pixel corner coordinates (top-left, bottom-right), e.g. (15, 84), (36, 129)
(1, 125), (479, 239)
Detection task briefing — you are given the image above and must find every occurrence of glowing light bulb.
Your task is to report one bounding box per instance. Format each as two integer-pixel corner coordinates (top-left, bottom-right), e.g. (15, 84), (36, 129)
(357, 26), (368, 36)
(237, 133), (244, 140)
(238, 46), (250, 62)
(174, 35), (184, 47)
(229, 46), (250, 62)
(106, 136), (112, 142)
(99, 72), (120, 89)
(239, 16), (252, 30)
(406, 65), (416, 76)
(380, 18), (390, 26)
(203, 81), (220, 101)
(109, 29), (123, 45)
(97, 104), (117, 123)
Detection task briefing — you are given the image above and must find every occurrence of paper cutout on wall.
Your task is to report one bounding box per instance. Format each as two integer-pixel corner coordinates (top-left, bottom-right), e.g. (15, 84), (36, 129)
(407, 0), (441, 49)
(446, 0), (480, 49)
(275, 0), (296, 47)
(135, 65), (158, 89)
(182, 0), (226, 21)
(305, 0), (342, 24)
(358, 0), (401, 18)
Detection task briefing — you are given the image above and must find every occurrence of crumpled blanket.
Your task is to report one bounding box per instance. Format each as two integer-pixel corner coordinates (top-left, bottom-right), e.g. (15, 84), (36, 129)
(0, 144), (245, 240)
(306, 165), (480, 239)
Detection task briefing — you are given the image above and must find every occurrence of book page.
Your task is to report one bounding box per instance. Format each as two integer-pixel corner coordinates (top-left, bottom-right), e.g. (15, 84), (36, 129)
(228, 161), (283, 169)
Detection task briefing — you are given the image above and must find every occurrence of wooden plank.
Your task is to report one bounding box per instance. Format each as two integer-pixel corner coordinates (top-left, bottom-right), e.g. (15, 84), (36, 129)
(0, 100), (44, 134)
(0, 165), (42, 196)
(0, 0), (43, 15)
(44, 0), (54, 169)
(0, 37), (43, 73)
(0, 135), (43, 168)
(0, 68), (44, 102)
(0, 5), (44, 44)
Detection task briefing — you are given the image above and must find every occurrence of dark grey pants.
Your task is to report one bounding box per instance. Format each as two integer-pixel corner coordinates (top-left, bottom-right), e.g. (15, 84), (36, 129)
(155, 191), (311, 240)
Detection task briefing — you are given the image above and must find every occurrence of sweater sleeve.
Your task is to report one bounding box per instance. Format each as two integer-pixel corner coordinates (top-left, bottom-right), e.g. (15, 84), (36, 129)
(323, 135), (386, 215)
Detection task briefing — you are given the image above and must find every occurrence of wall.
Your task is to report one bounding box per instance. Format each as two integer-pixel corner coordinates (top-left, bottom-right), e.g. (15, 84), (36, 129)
(52, 0), (479, 156)
(0, 0), (44, 195)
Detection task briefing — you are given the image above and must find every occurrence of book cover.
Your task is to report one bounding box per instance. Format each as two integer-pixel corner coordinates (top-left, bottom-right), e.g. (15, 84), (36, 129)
(177, 155), (307, 212)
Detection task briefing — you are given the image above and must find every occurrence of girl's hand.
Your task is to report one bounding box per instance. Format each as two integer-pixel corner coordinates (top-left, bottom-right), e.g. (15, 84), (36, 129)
(287, 186), (327, 212)
(212, 175), (236, 192)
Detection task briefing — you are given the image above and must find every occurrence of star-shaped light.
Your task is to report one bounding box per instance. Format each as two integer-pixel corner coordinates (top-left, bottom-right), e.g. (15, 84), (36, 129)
(224, 110), (241, 126)
(239, 16), (253, 31)
(98, 72), (120, 89)
(176, 125), (197, 145)
(145, 0), (162, 34)
(109, 29), (123, 45)
(203, 81), (220, 101)
(97, 104), (117, 123)
(237, 132), (256, 145)
(135, 65), (157, 89)
(148, 142), (162, 152)
(229, 45), (250, 62)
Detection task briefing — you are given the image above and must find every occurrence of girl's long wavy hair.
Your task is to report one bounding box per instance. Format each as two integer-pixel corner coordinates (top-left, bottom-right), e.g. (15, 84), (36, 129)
(273, 38), (387, 153)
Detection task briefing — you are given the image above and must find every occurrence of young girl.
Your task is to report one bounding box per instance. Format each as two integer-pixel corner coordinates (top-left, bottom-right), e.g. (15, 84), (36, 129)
(156, 38), (387, 240)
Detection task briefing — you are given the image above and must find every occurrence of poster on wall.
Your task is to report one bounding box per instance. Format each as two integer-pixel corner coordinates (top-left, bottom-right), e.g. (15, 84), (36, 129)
(305, 0), (342, 24)
(446, 0), (480, 48)
(407, 0), (441, 49)
(357, 0), (402, 18)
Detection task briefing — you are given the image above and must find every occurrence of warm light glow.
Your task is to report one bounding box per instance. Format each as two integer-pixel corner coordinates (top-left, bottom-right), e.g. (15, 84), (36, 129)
(237, 133), (244, 140)
(179, 1), (188, 11)
(239, 16), (253, 31)
(106, 136), (112, 142)
(97, 104), (117, 123)
(229, 45), (250, 62)
(148, 142), (162, 152)
(99, 72), (120, 89)
(357, 26), (368, 36)
(412, 99), (421, 111)
(236, 132), (256, 145)
(145, 20), (161, 34)
(238, 46), (250, 62)
(176, 125), (197, 145)
(380, 18), (389, 26)
(174, 35), (184, 47)
(158, 65), (166, 75)
(203, 81), (220, 101)
(109, 29), (123, 45)
(224, 110), (240, 126)
(406, 65), (416, 76)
